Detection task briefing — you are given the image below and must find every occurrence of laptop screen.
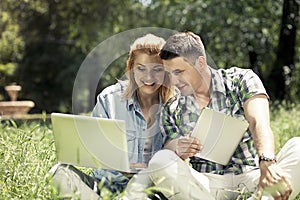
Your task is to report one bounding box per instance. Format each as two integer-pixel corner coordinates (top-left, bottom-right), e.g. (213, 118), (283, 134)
(51, 113), (131, 172)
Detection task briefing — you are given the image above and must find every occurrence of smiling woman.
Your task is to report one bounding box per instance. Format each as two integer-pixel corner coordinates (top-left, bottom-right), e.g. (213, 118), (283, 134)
(49, 34), (173, 199)
(133, 54), (165, 98)
(123, 34), (172, 103)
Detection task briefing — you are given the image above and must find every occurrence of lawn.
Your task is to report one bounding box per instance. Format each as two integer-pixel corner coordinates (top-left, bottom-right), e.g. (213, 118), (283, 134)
(0, 103), (300, 199)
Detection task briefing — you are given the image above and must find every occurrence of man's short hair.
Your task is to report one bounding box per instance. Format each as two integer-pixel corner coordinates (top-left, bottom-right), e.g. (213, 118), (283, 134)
(160, 32), (206, 65)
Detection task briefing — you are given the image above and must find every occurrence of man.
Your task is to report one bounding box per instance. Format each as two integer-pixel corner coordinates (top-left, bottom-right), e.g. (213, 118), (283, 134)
(148, 32), (300, 200)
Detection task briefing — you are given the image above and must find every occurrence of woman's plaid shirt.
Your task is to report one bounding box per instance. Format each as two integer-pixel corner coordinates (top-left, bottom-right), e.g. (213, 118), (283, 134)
(161, 67), (268, 175)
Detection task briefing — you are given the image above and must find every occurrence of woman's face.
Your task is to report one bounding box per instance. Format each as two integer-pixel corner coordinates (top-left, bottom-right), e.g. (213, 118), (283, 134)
(133, 52), (165, 96)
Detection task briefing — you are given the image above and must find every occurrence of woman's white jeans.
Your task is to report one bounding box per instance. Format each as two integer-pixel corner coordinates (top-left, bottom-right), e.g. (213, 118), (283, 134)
(148, 137), (300, 200)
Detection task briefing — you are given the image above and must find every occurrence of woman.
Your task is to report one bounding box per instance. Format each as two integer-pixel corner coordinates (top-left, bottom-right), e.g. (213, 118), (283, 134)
(50, 34), (173, 199)
(92, 33), (172, 166)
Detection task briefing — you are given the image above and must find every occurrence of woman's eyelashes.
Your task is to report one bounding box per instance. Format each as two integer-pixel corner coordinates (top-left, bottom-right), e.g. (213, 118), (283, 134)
(136, 65), (146, 72)
(136, 64), (165, 74)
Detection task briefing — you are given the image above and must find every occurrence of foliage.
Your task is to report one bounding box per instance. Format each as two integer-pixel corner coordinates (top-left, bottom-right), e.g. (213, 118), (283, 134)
(266, 0), (299, 100)
(0, 11), (24, 62)
(145, 0), (282, 71)
(270, 101), (300, 151)
(1, 0), (139, 113)
(0, 10), (24, 92)
(290, 62), (300, 100)
(0, 0), (299, 112)
(0, 103), (300, 199)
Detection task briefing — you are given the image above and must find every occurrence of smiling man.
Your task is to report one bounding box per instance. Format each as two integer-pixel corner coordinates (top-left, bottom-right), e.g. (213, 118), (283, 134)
(148, 32), (300, 200)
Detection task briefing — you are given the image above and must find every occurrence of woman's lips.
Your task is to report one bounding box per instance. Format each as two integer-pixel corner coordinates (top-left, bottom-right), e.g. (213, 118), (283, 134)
(142, 81), (155, 86)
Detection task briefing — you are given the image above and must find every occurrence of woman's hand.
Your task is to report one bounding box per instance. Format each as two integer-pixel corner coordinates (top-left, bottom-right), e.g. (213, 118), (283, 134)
(164, 136), (202, 160)
(130, 163), (147, 169)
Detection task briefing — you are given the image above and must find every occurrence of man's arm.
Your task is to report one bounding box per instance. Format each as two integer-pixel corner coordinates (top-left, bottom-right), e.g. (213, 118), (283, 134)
(243, 94), (292, 200)
(161, 96), (202, 160)
(243, 94), (275, 156)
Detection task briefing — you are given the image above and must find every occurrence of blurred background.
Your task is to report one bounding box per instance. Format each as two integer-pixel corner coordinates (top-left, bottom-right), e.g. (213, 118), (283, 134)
(0, 0), (299, 114)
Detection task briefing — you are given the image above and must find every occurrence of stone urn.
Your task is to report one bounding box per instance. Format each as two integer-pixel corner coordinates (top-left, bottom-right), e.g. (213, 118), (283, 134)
(0, 83), (35, 116)
(5, 84), (21, 101)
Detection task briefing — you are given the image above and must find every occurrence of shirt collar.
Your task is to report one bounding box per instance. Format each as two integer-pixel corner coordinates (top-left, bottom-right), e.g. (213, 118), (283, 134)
(126, 93), (137, 111)
(126, 92), (163, 111)
(209, 66), (226, 96)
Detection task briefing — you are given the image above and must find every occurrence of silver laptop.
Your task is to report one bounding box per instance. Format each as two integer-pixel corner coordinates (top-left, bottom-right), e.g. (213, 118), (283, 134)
(51, 113), (139, 173)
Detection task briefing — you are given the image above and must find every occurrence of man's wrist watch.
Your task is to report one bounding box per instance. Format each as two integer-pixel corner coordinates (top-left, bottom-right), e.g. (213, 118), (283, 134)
(259, 153), (276, 163)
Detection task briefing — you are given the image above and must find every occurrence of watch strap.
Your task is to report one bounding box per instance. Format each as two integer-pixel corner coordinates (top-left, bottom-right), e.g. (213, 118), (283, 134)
(259, 153), (276, 163)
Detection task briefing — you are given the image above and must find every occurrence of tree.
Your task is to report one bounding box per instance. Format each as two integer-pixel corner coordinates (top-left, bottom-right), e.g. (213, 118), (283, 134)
(1, 0), (299, 113)
(145, 0), (299, 100)
(2, 0), (141, 113)
(150, 1), (280, 68)
(0, 10), (24, 100)
(266, 0), (299, 101)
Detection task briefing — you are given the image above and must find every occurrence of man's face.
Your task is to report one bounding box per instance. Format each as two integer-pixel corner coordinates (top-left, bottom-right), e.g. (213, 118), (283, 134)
(163, 57), (203, 96)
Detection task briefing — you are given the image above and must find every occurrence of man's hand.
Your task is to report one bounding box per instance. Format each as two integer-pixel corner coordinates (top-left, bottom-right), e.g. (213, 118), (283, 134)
(257, 161), (292, 200)
(164, 136), (202, 160)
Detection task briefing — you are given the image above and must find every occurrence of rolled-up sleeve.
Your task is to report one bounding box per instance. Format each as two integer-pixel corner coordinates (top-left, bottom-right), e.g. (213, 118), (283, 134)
(239, 69), (269, 104)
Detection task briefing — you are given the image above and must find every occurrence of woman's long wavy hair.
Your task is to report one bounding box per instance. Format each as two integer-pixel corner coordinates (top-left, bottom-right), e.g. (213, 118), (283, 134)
(123, 34), (173, 103)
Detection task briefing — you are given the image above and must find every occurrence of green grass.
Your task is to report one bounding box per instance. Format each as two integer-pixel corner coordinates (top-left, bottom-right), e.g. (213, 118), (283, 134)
(0, 102), (299, 199)
(270, 102), (300, 152)
(0, 118), (57, 199)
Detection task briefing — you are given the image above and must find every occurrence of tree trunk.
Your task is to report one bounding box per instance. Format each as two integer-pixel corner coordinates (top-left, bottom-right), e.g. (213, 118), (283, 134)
(267, 0), (298, 101)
